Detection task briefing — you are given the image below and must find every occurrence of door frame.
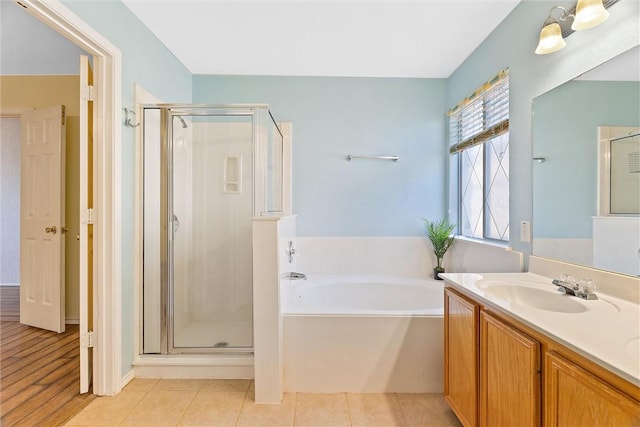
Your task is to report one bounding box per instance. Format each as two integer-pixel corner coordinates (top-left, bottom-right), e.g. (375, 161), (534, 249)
(16, 0), (122, 396)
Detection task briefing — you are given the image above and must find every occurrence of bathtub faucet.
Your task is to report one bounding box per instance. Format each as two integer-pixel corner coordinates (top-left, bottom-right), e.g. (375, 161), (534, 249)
(287, 272), (307, 280)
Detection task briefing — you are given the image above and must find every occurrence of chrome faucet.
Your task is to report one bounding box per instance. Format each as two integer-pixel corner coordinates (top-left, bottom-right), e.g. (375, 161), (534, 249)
(552, 275), (598, 300)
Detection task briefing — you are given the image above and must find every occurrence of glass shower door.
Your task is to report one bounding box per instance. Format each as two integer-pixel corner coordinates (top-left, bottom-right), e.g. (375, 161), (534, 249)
(169, 112), (254, 352)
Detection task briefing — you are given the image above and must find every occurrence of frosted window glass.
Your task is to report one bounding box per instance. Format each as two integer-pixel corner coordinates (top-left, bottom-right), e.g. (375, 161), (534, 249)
(461, 144), (483, 239)
(486, 134), (510, 240)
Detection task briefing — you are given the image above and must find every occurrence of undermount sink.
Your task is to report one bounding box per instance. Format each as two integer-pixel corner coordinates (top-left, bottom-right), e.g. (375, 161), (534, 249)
(477, 281), (588, 313)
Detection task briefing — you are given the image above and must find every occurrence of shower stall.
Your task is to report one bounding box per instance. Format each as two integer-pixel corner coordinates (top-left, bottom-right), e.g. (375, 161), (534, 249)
(142, 105), (284, 354)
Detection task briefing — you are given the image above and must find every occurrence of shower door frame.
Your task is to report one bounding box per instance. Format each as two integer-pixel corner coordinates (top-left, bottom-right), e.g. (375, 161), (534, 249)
(147, 104), (281, 355)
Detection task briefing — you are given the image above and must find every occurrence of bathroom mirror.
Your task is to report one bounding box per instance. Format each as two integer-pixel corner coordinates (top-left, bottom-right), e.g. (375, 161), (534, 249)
(532, 45), (640, 277)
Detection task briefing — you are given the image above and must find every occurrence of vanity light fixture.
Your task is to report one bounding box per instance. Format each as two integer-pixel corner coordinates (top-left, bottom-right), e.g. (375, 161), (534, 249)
(535, 0), (614, 55)
(535, 6), (571, 55)
(572, 0), (610, 31)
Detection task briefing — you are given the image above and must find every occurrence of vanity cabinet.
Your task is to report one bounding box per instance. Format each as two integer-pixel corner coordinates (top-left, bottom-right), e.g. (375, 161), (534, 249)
(444, 284), (639, 427)
(545, 351), (640, 426)
(444, 288), (540, 427)
(479, 312), (540, 427)
(444, 288), (479, 427)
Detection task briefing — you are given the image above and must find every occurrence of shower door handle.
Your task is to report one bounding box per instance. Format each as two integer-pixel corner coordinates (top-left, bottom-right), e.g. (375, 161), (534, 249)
(172, 214), (180, 234)
(286, 240), (297, 263)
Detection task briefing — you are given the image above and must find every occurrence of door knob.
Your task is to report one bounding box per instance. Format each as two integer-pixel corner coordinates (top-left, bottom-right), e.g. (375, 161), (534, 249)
(45, 226), (57, 234)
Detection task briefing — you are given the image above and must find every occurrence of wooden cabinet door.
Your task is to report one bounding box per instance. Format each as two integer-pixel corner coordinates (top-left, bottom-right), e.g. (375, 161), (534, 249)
(480, 312), (541, 427)
(545, 351), (640, 426)
(445, 288), (479, 427)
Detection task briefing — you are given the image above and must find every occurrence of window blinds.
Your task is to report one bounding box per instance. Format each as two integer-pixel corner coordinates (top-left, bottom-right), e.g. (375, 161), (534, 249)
(449, 70), (509, 154)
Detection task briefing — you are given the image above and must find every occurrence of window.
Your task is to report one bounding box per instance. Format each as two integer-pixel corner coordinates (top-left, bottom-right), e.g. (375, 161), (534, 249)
(449, 71), (510, 242)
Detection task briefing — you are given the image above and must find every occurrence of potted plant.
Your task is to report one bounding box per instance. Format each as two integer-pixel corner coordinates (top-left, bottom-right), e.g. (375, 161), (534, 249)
(423, 218), (456, 280)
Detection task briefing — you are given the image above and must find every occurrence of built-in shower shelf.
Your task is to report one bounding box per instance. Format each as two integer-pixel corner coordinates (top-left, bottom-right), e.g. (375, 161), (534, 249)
(224, 182), (240, 192)
(223, 155), (242, 194)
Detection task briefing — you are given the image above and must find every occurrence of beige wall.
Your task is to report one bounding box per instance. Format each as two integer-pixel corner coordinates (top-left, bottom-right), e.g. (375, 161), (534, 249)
(1, 76), (80, 115)
(0, 75), (81, 322)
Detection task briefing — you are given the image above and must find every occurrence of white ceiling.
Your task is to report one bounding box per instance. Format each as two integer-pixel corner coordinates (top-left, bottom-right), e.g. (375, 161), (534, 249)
(122, 0), (521, 78)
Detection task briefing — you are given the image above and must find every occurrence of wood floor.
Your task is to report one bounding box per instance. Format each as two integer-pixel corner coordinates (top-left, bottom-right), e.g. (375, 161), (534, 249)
(1, 286), (20, 321)
(1, 321), (96, 426)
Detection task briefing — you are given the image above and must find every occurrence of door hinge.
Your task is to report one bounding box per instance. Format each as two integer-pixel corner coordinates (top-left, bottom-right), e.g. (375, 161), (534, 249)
(81, 330), (94, 348)
(61, 105), (66, 126)
(80, 208), (95, 225)
(81, 84), (95, 102)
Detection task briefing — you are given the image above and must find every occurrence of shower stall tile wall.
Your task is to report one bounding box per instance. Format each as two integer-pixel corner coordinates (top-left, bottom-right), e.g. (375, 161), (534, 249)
(141, 105), (284, 359)
(181, 117), (254, 349)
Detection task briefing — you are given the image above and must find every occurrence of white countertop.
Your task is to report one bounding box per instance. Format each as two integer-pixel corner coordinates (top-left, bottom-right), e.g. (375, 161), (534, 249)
(439, 272), (640, 387)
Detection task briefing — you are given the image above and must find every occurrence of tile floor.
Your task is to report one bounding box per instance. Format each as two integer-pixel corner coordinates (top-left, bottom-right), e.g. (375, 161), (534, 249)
(64, 379), (462, 427)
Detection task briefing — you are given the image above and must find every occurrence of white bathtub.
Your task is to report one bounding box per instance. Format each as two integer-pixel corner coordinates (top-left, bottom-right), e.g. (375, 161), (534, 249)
(282, 276), (444, 393)
(283, 275), (443, 316)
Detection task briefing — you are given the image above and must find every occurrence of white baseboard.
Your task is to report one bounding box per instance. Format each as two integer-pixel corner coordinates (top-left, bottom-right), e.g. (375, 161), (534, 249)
(65, 318), (80, 325)
(121, 368), (136, 389)
(0, 283), (20, 287)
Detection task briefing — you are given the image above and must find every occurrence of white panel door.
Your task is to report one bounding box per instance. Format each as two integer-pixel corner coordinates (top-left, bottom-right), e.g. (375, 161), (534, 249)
(79, 54), (94, 394)
(20, 105), (66, 333)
